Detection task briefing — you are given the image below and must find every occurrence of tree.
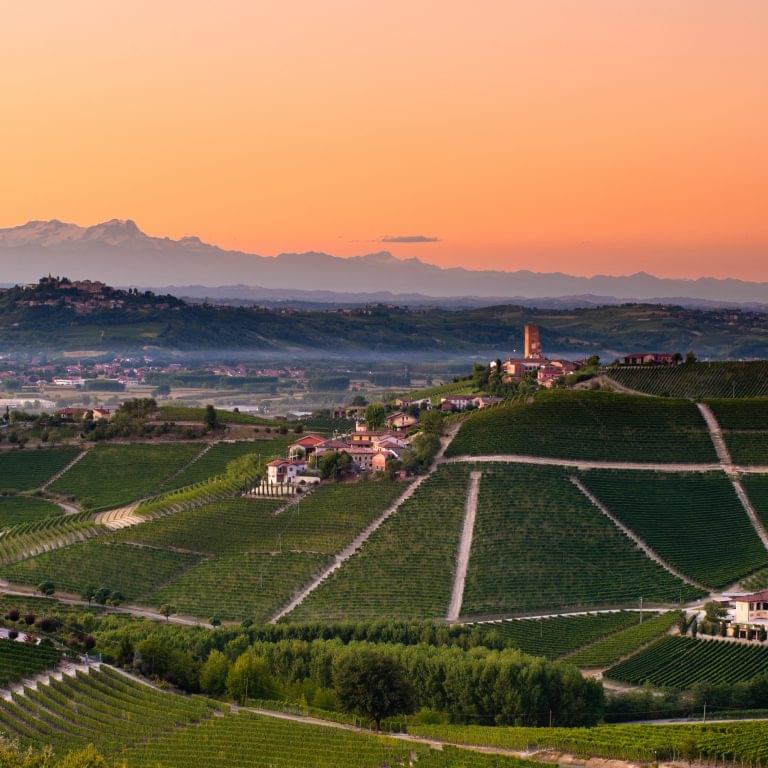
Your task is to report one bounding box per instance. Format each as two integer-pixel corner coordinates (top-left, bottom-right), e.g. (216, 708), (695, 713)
(226, 649), (278, 704)
(704, 601), (727, 622)
(419, 410), (443, 435)
(37, 580), (55, 597)
(80, 585), (97, 604)
(200, 649), (230, 695)
(685, 351), (697, 365)
(318, 450), (352, 480)
(365, 402), (386, 430)
(159, 603), (175, 621)
(333, 650), (415, 729)
(204, 404), (220, 431)
(210, 616), (222, 627)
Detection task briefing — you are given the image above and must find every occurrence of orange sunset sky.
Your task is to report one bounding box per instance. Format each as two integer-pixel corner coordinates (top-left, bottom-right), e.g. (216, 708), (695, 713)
(1, 1), (766, 280)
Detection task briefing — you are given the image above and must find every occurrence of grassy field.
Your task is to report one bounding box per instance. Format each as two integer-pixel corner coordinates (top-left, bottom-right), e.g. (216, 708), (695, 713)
(606, 362), (768, 398)
(580, 470), (768, 588)
(567, 611), (678, 668)
(288, 465), (471, 622)
(446, 390), (716, 463)
(606, 636), (768, 688)
(0, 496), (63, 529)
(470, 612), (644, 660)
(461, 465), (704, 617)
(0, 448), (80, 492)
(49, 443), (201, 509)
(0, 540), (202, 601)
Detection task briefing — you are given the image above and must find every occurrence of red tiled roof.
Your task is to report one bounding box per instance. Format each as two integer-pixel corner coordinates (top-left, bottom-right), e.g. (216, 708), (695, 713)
(734, 589), (768, 603)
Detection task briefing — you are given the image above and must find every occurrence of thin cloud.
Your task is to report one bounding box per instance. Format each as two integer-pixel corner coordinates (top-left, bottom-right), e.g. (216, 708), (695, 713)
(380, 235), (440, 244)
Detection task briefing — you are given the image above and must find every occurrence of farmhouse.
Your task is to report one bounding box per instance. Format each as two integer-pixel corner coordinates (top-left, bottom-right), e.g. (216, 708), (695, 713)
(287, 433), (326, 458)
(266, 458), (308, 485)
(623, 353), (678, 366)
(385, 411), (418, 431)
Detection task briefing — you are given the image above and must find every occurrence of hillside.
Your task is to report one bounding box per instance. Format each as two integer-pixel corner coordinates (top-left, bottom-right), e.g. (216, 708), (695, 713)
(3, 277), (768, 355)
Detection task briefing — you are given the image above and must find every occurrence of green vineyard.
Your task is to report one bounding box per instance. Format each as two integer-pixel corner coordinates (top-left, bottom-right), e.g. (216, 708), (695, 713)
(606, 636), (768, 688)
(412, 720), (768, 765)
(446, 390), (716, 463)
(289, 465), (471, 622)
(471, 611), (645, 660)
(0, 639), (61, 686)
(49, 443), (202, 510)
(606, 362), (768, 398)
(461, 465), (703, 616)
(580, 470), (767, 587)
(0, 495), (63, 529)
(0, 448), (80, 492)
(567, 611), (678, 668)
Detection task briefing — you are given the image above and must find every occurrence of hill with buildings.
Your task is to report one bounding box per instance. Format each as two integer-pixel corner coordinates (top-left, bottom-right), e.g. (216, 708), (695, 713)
(2, 276), (768, 357)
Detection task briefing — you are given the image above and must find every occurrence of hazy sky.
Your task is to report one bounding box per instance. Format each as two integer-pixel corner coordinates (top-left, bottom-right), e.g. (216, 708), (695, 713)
(1, 1), (766, 279)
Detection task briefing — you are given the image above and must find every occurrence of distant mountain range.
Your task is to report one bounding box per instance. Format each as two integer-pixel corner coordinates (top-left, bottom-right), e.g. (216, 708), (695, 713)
(2, 218), (767, 305)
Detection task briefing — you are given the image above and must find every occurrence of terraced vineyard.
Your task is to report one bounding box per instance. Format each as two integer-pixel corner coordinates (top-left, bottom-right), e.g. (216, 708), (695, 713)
(1, 540), (202, 600)
(0, 664), (531, 768)
(461, 465), (704, 617)
(0, 496), (63, 529)
(0, 639), (60, 686)
(606, 361), (768, 398)
(0, 665), (218, 754)
(412, 720), (768, 765)
(158, 439), (292, 491)
(49, 443), (202, 510)
(0, 448), (80, 492)
(708, 399), (768, 465)
(738, 476), (768, 539)
(580, 470), (767, 588)
(288, 465), (471, 622)
(472, 611), (645, 660)
(446, 390), (716, 462)
(0, 511), (104, 567)
(151, 551), (332, 622)
(606, 636), (768, 688)
(567, 611), (678, 668)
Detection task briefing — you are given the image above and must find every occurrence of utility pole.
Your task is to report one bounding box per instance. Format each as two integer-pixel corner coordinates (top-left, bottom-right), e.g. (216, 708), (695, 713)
(703, 702), (707, 722)
(640, 596), (643, 622)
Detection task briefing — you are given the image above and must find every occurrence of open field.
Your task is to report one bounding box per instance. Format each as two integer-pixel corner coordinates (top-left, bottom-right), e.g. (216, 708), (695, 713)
(606, 636), (768, 688)
(471, 611), (645, 660)
(606, 362), (768, 398)
(288, 465), (471, 622)
(567, 611), (678, 668)
(0, 448), (80, 492)
(0, 496), (63, 529)
(446, 390), (717, 463)
(461, 465), (703, 617)
(49, 443), (201, 509)
(580, 471), (768, 588)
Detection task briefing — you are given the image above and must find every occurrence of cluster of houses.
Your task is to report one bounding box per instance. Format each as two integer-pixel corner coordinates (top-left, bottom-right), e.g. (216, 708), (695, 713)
(265, 422), (411, 486)
(710, 590), (768, 641)
(491, 324), (581, 388)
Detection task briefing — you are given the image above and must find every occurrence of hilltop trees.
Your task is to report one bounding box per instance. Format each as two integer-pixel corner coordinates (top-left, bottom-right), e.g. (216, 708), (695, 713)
(333, 649), (415, 729)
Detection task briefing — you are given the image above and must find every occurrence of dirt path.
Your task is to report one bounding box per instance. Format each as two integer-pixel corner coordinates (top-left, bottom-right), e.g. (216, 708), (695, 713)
(446, 470), (481, 622)
(270, 423), (461, 623)
(696, 403), (768, 552)
(442, 454), (722, 473)
(41, 449), (89, 491)
(570, 476), (707, 591)
(697, 402), (733, 469)
(0, 581), (211, 627)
